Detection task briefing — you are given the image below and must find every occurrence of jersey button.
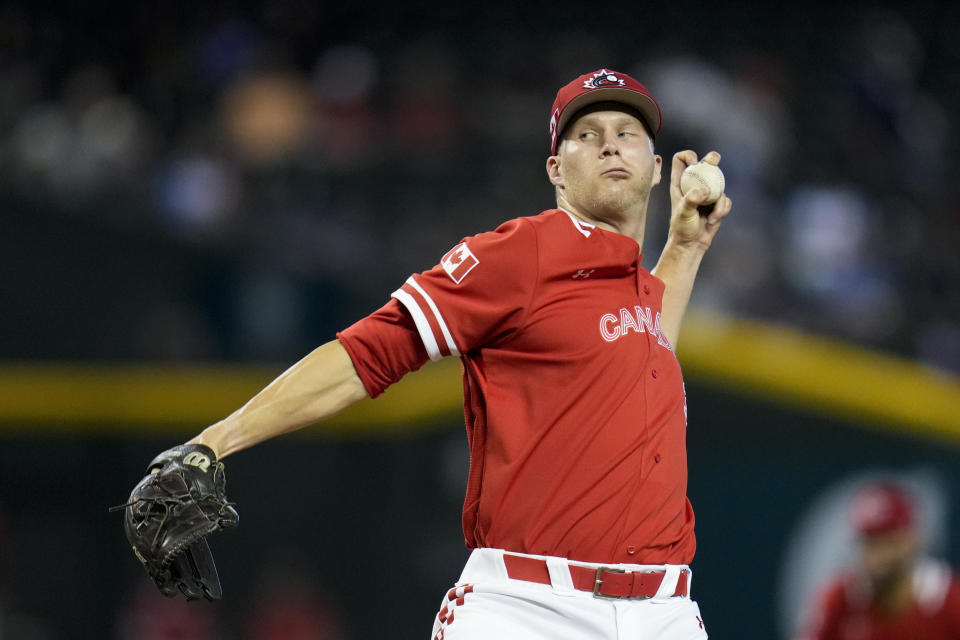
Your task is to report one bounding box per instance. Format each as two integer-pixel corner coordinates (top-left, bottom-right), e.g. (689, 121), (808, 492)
(654, 454), (661, 463)
(627, 546), (636, 555)
(651, 369), (659, 379)
(643, 284), (650, 295)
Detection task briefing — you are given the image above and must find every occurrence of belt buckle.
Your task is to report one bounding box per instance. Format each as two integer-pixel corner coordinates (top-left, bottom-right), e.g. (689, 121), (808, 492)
(593, 566), (628, 599)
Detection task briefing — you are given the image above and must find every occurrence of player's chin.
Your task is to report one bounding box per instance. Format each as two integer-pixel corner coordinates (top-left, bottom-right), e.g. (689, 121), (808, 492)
(591, 194), (636, 217)
(599, 176), (643, 195)
(598, 183), (643, 205)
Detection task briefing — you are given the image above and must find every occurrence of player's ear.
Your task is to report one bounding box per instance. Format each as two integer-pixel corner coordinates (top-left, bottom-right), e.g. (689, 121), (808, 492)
(651, 153), (662, 187)
(546, 155), (563, 187)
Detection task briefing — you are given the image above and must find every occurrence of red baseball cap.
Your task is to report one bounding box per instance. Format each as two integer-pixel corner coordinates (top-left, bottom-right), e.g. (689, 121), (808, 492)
(549, 68), (662, 154)
(850, 481), (915, 537)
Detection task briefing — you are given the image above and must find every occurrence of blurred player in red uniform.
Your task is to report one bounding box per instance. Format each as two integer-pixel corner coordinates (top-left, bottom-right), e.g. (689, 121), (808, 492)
(181, 69), (732, 638)
(796, 481), (960, 640)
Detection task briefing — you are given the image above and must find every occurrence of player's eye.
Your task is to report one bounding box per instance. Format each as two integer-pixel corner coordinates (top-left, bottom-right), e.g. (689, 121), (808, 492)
(579, 131), (596, 140)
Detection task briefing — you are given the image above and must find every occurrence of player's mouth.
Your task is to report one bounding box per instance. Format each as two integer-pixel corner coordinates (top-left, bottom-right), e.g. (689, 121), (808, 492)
(601, 167), (631, 178)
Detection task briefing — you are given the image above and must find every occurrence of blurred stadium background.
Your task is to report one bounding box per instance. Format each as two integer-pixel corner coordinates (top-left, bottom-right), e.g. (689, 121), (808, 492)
(1, 1), (959, 638)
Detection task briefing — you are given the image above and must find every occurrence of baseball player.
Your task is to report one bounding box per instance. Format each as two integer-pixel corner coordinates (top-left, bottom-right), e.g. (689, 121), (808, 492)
(795, 481), (960, 640)
(120, 68), (731, 638)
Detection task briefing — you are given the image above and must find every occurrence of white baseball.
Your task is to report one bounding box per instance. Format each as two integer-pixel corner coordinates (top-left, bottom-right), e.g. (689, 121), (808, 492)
(680, 162), (725, 205)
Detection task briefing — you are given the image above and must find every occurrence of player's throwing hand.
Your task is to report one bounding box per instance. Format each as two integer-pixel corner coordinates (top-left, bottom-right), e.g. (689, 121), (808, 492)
(668, 150), (732, 251)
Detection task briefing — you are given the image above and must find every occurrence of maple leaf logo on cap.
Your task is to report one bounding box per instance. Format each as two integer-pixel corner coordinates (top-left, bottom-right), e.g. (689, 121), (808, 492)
(583, 69), (625, 89)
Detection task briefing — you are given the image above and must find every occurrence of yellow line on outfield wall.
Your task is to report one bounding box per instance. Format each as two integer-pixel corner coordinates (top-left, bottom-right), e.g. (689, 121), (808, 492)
(0, 310), (958, 442)
(0, 359), (464, 437)
(677, 310), (960, 444)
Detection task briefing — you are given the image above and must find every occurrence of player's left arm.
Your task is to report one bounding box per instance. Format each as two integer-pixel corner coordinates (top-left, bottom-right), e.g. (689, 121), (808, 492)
(651, 150), (732, 348)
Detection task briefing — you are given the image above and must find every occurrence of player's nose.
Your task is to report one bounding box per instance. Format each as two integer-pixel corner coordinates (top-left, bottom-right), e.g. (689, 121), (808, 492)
(599, 133), (620, 157)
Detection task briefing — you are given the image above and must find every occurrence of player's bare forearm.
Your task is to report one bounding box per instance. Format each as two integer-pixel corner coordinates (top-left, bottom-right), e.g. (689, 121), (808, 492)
(188, 339), (369, 458)
(653, 150), (732, 347)
(652, 239), (706, 348)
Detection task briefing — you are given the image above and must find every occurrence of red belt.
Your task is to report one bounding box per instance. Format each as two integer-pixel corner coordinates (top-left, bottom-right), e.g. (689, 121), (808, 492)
(503, 553), (689, 599)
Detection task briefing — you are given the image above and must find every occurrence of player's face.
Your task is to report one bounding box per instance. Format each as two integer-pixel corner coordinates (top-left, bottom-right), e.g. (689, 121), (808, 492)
(858, 530), (917, 591)
(547, 106), (662, 219)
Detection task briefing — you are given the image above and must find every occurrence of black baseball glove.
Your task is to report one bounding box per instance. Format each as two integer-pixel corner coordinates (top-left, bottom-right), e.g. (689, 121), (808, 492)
(112, 444), (239, 601)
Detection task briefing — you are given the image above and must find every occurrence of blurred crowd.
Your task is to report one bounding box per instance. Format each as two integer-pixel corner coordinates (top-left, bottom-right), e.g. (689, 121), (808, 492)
(0, 519), (349, 640)
(1, 3), (958, 372)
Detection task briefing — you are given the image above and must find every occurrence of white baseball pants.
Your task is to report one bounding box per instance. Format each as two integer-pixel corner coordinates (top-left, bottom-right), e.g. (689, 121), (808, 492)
(430, 548), (708, 639)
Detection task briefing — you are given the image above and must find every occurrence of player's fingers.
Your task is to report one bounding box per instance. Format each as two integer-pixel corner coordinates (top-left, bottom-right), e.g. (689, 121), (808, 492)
(706, 195), (732, 224)
(683, 187), (709, 210)
(701, 151), (721, 166)
(670, 150), (698, 195)
(671, 150), (698, 174)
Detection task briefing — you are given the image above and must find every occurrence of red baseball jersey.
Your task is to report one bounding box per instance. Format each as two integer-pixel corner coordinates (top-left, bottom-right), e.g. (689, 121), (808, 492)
(797, 561), (960, 640)
(338, 209), (695, 565)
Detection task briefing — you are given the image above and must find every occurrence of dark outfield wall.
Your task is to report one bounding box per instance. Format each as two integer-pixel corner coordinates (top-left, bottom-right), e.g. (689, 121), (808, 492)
(0, 382), (957, 639)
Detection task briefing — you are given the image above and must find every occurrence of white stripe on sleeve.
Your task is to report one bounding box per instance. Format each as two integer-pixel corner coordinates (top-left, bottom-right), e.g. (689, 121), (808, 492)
(391, 288), (443, 361)
(403, 277), (461, 357)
